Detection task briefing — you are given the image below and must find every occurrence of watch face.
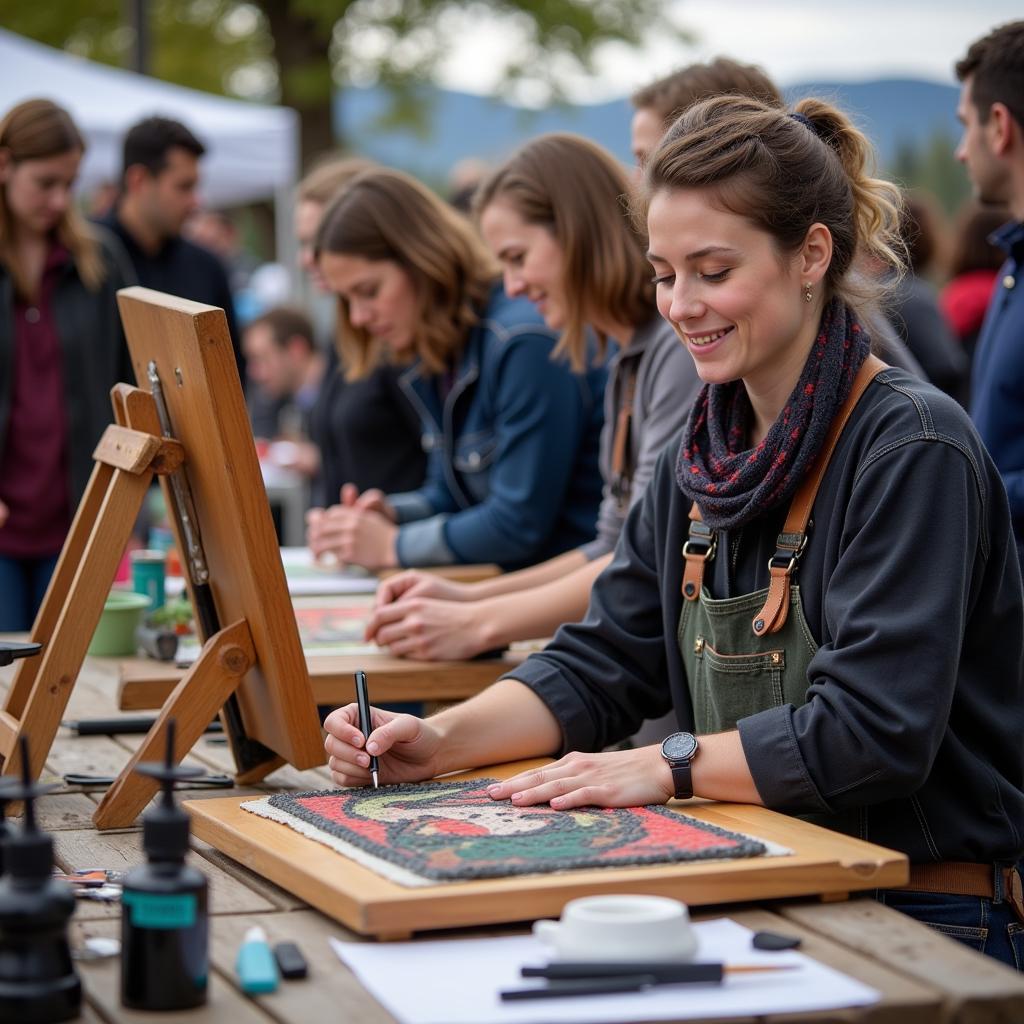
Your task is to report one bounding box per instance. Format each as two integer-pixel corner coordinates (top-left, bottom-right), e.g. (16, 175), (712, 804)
(662, 732), (698, 762)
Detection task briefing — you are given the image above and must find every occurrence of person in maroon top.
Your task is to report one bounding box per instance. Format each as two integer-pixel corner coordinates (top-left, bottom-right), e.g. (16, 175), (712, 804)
(0, 99), (134, 630)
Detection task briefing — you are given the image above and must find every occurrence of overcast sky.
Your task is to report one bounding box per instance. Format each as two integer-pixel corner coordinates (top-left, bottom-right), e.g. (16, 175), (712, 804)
(434, 1), (1021, 103)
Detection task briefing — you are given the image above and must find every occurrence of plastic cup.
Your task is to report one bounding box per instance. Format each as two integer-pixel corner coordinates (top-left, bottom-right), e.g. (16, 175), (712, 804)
(131, 549), (166, 610)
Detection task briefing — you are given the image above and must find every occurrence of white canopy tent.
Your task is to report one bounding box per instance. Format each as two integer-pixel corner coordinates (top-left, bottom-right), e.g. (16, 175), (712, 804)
(0, 28), (299, 265)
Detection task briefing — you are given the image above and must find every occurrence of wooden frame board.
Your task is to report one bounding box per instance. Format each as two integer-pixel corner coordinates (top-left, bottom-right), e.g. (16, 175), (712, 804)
(186, 761), (908, 940)
(115, 287), (323, 772)
(115, 651), (522, 710)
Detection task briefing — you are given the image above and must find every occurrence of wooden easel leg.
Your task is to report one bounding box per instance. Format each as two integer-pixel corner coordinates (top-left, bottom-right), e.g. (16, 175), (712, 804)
(2, 459), (115, 723)
(0, 468), (152, 785)
(93, 619), (256, 830)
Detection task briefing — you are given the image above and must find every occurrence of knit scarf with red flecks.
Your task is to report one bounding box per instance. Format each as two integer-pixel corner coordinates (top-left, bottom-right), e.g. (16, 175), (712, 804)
(675, 298), (870, 531)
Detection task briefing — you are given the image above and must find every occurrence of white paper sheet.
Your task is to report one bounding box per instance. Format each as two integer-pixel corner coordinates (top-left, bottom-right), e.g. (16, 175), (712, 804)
(329, 918), (880, 1023)
(165, 548), (379, 599)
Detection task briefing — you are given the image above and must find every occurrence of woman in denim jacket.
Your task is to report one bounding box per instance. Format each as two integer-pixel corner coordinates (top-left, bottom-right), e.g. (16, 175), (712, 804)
(365, 134), (699, 662)
(306, 168), (604, 570)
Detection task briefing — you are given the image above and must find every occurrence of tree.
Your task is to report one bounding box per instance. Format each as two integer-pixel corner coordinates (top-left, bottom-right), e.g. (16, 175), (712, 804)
(7, 1), (687, 169)
(890, 130), (971, 218)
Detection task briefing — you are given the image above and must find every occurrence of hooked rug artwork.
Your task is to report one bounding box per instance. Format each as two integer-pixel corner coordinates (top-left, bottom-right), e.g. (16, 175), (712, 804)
(241, 778), (770, 887)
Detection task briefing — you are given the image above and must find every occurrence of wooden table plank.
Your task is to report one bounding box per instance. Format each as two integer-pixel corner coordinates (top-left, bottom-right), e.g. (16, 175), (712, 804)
(72, 918), (277, 1023)
(781, 899), (1024, 1023)
(207, 911), (399, 1024)
(712, 907), (941, 1024)
(54, 829), (278, 921)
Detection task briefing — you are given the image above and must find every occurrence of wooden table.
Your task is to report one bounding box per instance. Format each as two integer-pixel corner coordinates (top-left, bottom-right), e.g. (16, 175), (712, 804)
(4, 654), (1024, 1023)
(115, 649), (525, 710)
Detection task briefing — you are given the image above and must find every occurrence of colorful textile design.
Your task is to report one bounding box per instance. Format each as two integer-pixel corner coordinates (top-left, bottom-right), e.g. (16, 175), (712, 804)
(262, 779), (766, 882)
(675, 297), (871, 530)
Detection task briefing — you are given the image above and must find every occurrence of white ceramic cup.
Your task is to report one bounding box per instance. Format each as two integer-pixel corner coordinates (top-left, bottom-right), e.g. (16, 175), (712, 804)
(532, 894), (698, 962)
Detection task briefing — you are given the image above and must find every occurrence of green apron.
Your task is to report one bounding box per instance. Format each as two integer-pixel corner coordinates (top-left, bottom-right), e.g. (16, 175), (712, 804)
(673, 355), (887, 835)
(678, 583), (816, 735)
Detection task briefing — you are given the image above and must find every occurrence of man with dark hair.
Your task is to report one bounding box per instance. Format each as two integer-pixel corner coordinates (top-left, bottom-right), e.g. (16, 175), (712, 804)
(243, 305), (325, 443)
(956, 21), (1024, 570)
(101, 116), (243, 376)
(629, 57), (782, 170)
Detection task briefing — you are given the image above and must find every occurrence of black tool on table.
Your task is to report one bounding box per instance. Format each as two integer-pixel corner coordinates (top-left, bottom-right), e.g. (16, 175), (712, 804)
(273, 941), (309, 979)
(62, 771), (233, 789)
(752, 930), (802, 950)
(503, 961), (797, 1001)
(0, 641), (42, 667)
(62, 717), (223, 736)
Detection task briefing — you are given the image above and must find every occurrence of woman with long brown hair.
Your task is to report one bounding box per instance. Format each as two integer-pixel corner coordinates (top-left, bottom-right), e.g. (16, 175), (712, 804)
(0, 98), (134, 629)
(306, 167), (605, 570)
(365, 134), (698, 660)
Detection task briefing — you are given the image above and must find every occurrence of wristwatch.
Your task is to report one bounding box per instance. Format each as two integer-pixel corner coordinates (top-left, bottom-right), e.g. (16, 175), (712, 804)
(661, 731), (699, 800)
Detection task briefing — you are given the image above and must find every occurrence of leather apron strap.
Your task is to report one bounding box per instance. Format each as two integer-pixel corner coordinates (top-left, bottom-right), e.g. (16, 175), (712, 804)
(682, 354), (889, 638)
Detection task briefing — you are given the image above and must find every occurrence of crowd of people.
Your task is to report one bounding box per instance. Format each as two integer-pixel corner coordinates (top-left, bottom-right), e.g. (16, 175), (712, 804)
(1, 20), (1023, 967)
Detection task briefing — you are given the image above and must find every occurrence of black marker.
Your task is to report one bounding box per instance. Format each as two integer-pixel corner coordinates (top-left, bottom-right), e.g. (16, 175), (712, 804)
(354, 670), (379, 788)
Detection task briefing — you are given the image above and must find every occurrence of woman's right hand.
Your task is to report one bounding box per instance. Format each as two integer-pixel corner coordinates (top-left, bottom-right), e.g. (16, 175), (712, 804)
(375, 570), (474, 607)
(323, 704), (445, 787)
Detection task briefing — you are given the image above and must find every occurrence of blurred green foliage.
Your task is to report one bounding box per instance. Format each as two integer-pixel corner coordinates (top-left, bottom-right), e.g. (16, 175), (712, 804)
(891, 131), (972, 218)
(7, 0), (687, 165)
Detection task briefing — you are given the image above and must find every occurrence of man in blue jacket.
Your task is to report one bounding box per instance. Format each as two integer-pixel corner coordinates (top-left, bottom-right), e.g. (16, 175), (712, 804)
(956, 21), (1024, 571)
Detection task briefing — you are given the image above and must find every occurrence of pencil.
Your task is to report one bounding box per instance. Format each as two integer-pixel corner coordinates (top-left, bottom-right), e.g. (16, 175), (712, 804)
(503, 962), (797, 1001)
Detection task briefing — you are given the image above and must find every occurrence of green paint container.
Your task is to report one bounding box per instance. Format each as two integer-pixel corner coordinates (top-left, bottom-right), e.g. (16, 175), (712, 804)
(87, 590), (152, 657)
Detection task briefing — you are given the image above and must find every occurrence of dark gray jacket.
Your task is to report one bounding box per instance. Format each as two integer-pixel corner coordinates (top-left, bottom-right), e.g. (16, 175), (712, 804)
(581, 315), (700, 561)
(0, 227), (136, 507)
(507, 368), (1024, 865)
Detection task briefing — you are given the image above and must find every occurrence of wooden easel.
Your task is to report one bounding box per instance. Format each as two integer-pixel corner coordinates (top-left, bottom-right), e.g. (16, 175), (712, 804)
(0, 287), (325, 829)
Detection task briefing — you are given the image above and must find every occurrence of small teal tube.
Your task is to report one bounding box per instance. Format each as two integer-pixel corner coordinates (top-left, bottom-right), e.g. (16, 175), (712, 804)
(236, 926), (279, 994)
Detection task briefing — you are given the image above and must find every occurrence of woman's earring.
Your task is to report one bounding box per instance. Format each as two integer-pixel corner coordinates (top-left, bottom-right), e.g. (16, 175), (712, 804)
(803, 282), (813, 303)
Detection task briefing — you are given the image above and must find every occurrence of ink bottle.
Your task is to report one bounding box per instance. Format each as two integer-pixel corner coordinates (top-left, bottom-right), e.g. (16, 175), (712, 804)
(0, 739), (81, 1023)
(121, 720), (209, 1010)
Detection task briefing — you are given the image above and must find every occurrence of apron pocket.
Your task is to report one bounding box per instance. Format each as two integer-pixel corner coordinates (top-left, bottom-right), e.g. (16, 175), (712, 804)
(691, 636), (786, 733)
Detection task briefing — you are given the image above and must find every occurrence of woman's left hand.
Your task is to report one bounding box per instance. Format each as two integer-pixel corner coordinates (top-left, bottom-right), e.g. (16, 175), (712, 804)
(365, 596), (491, 659)
(308, 505), (398, 568)
(486, 747), (675, 810)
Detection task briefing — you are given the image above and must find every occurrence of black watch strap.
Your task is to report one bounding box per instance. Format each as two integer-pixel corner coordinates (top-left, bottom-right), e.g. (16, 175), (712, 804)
(669, 760), (693, 800)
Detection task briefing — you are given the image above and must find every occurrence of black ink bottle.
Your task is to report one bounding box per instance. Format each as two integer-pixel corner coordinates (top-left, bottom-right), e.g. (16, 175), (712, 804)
(121, 719), (209, 1010)
(0, 738), (81, 1022)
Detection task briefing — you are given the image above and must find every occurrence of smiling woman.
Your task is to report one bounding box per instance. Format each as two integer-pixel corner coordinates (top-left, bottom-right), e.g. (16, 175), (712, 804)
(306, 167), (606, 571)
(0, 98), (135, 630)
(323, 95), (1024, 968)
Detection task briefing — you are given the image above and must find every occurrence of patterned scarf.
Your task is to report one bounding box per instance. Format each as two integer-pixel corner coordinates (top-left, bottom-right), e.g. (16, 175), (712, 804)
(675, 298), (870, 531)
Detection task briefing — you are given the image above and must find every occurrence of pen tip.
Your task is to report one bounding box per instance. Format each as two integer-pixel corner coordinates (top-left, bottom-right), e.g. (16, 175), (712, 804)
(372, 770), (379, 789)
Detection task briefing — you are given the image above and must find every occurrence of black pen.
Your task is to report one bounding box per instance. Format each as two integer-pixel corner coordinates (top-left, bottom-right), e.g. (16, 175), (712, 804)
(354, 670), (379, 788)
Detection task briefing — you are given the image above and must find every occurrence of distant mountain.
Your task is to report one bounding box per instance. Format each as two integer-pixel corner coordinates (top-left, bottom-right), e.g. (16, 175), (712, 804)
(335, 78), (962, 181)
(784, 79), (962, 165)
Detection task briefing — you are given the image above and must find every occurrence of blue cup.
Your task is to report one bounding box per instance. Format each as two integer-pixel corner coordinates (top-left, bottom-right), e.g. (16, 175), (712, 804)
(131, 549), (166, 611)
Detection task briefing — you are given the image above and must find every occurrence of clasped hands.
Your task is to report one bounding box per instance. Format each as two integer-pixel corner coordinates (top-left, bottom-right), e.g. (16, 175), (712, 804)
(364, 571), (491, 659)
(306, 483), (398, 569)
(323, 704), (676, 809)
